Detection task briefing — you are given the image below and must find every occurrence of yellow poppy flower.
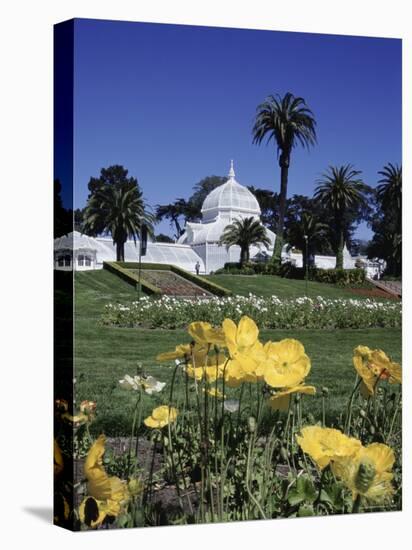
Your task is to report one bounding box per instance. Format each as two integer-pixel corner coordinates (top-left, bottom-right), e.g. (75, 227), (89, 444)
(203, 387), (225, 399)
(224, 359), (250, 387)
(332, 443), (395, 503)
(144, 405), (178, 429)
(353, 346), (402, 397)
(260, 339), (311, 388)
(186, 352), (227, 382)
(79, 496), (122, 528)
(54, 440), (64, 477)
(80, 400), (97, 421)
(156, 343), (192, 362)
(84, 435), (128, 505)
(60, 412), (89, 427)
(188, 321), (226, 347)
(222, 317), (265, 378)
(296, 426), (362, 469)
(268, 385), (316, 411)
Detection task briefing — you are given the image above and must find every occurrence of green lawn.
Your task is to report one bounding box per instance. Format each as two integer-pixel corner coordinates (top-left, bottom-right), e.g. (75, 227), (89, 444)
(203, 273), (382, 299)
(74, 270), (401, 436)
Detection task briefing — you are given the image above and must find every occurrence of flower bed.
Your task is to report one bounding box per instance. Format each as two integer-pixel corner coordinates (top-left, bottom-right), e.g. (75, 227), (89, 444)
(101, 294), (401, 330)
(55, 316), (402, 530)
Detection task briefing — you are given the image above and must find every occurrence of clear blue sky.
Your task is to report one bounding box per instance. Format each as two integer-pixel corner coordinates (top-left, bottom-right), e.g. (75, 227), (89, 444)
(72, 19), (401, 240)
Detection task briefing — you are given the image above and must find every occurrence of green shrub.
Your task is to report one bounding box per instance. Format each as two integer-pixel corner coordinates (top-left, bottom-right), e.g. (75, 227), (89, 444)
(309, 268), (366, 287)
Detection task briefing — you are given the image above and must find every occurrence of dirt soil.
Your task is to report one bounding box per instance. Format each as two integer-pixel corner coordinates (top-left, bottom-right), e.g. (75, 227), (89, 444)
(346, 287), (399, 300)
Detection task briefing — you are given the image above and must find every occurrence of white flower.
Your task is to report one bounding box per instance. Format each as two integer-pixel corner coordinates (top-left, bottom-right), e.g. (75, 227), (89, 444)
(141, 375), (166, 395)
(119, 374), (141, 391)
(224, 399), (240, 413)
(119, 374), (166, 395)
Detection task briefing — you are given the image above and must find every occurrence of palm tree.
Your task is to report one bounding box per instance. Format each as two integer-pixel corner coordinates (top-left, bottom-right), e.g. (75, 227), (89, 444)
(314, 165), (368, 269)
(286, 212), (329, 272)
(252, 92), (317, 265)
(83, 174), (153, 262)
(376, 163), (402, 231)
(219, 217), (271, 267)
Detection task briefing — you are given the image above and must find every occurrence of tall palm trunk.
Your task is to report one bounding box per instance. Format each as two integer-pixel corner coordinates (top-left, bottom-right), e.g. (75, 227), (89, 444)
(240, 246), (248, 268)
(116, 241), (125, 262)
(272, 155), (289, 265)
(335, 215), (344, 269)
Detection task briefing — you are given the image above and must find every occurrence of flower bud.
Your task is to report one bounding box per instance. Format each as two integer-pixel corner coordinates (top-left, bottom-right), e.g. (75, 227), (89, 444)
(359, 409), (367, 418)
(280, 447), (289, 461)
(321, 387), (329, 396)
(248, 416), (256, 433)
(128, 478), (143, 497)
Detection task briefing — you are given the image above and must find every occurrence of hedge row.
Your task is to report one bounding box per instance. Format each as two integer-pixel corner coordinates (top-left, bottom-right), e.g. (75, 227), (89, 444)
(106, 262), (232, 297)
(103, 262), (162, 295)
(214, 261), (367, 287)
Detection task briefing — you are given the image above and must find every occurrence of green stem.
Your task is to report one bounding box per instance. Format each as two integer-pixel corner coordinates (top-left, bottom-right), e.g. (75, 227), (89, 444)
(352, 494), (362, 513)
(245, 430), (267, 519)
(345, 376), (362, 435)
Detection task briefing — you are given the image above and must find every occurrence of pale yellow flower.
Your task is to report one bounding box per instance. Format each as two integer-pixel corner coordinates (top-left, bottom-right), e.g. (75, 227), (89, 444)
(260, 339), (311, 388)
(203, 387), (225, 399)
(84, 435), (128, 504)
(188, 321), (226, 347)
(353, 346), (402, 397)
(156, 343), (192, 362)
(186, 352), (227, 382)
(332, 443), (395, 503)
(144, 405), (178, 429)
(60, 412), (89, 427)
(222, 316), (265, 379)
(79, 496), (123, 529)
(268, 384), (316, 411)
(296, 426), (362, 469)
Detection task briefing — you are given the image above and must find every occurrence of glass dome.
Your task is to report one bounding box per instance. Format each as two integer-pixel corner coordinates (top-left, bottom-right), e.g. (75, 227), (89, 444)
(201, 161), (261, 222)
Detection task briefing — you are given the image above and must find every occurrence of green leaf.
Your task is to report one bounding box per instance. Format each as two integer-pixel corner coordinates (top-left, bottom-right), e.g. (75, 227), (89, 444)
(298, 503), (315, 517)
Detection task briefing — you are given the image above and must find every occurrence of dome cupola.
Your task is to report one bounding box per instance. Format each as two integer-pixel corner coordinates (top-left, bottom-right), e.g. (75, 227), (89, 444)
(201, 161), (261, 222)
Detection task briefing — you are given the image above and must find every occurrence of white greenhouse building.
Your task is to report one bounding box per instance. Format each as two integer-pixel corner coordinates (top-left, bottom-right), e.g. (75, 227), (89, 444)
(54, 161), (359, 274)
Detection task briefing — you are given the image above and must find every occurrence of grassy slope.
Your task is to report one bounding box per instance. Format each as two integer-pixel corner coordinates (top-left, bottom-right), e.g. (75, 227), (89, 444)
(74, 270), (401, 435)
(203, 274), (383, 299)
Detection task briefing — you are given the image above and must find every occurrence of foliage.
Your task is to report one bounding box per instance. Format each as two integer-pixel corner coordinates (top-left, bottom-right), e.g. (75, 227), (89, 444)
(247, 187), (279, 232)
(155, 233), (174, 243)
(219, 217), (271, 266)
(155, 199), (195, 239)
(314, 165), (370, 269)
(214, 262), (368, 287)
(367, 164), (402, 276)
(252, 92), (317, 264)
(286, 212), (329, 270)
(54, 179), (72, 238)
(83, 165), (154, 261)
(274, 264), (367, 286)
(155, 176), (226, 238)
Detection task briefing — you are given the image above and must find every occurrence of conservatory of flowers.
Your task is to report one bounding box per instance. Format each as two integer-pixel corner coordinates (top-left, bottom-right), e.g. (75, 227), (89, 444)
(54, 161), (360, 275)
